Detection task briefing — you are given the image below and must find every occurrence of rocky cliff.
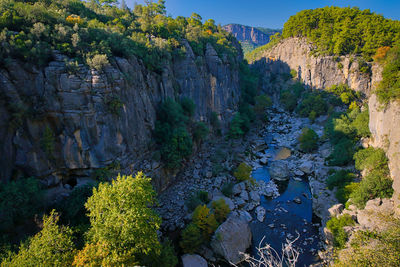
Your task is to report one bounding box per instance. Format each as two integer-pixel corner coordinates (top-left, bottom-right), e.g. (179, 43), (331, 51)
(369, 95), (400, 211)
(252, 38), (378, 96)
(0, 41), (241, 192)
(223, 24), (271, 46)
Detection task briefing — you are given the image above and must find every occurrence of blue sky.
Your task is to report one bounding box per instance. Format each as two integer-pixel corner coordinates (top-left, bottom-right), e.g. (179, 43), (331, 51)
(127, 0), (400, 29)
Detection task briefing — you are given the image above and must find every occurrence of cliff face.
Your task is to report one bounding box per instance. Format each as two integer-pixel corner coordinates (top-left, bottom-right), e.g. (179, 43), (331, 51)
(252, 38), (378, 96)
(369, 95), (400, 210)
(223, 24), (278, 47)
(0, 41), (241, 191)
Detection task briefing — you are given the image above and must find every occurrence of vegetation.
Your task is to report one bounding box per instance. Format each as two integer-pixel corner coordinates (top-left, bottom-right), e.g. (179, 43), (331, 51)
(2, 211), (76, 267)
(0, 0), (239, 71)
(282, 7), (400, 58)
(179, 223), (203, 254)
(211, 198), (231, 224)
(75, 172), (163, 266)
(375, 44), (400, 104)
(233, 162), (252, 182)
(350, 147), (393, 208)
(334, 216), (400, 267)
(326, 214), (355, 248)
(326, 170), (357, 204)
(185, 190), (209, 212)
(221, 182), (234, 197)
(298, 127), (318, 152)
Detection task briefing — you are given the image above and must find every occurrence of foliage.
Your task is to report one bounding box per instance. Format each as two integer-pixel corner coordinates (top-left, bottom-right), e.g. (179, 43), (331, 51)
(298, 127), (318, 152)
(326, 170), (356, 190)
(86, 54), (109, 71)
(211, 198), (231, 224)
(180, 97), (195, 118)
(353, 147), (388, 172)
(179, 223), (203, 254)
(376, 44), (400, 104)
(254, 94), (272, 115)
(334, 216), (400, 267)
(140, 239), (178, 267)
(234, 162), (252, 182)
(245, 32), (283, 62)
(326, 214), (355, 248)
(191, 205), (218, 241)
(0, 177), (43, 233)
(296, 92), (327, 118)
(0, 0), (239, 70)
(154, 98), (193, 169)
(192, 121), (209, 143)
(221, 182), (234, 197)
(290, 69), (297, 79)
(105, 95), (123, 116)
(228, 112), (249, 139)
(79, 172), (161, 265)
(210, 111), (220, 129)
(185, 190), (209, 212)
(326, 137), (354, 166)
(280, 90), (297, 112)
(282, 7), (400, 57)
(326, 84), (360, 105)
(2, 211), (76, 267)
(41, 126), (55, 157)
(336, 182), (359, 204)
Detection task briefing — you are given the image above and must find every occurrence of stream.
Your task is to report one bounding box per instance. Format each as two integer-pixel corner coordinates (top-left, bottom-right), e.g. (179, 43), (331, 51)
(249, 133), (321, 266)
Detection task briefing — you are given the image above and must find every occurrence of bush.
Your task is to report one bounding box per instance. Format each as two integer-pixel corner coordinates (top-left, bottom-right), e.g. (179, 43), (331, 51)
(326, 170), (356, 190)
(336, 182), (359, 204)
(233, 163), (252, 182)
(228, 113), (249, 139)
(180, 97), (195, 118)
(296, 92), (327, 118)
(326, 214), (355, 248)
(298, 127), (318, 152)
(280, 90), (297, 112)
(211, 199), (230, 224)
(353, 147), (388, 173)
(326, 138), (354, 166)
(376, 45), (400, 105)
(350, 169), (393, 208)
(86, 54), (109, 71)
(179, 223), (203, 254)
(192, 122), (209, 143)
(290, 69), (297, 79)
(254, 94), (272, 115)
(221, 182), (234, 197)
(0, 177), (43, 233)
(185, 190), (209, 212)
(192, 205), (218, 240)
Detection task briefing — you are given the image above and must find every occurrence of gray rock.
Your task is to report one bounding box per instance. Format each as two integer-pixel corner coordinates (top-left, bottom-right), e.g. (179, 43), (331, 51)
(293, 197), (302, 204)
(249, 191), (260, 203)
(269, 161), (290, 181)
(328, 204), (344, 217)
(211, 195), (235, 211)
(299, 161), (313, 174)
(182, 254), (208, 267)
(240, 190), (249, 202)
(211, 215), (252, 264)
(255, 206), (266, 222)
(232, 182), (246, 195)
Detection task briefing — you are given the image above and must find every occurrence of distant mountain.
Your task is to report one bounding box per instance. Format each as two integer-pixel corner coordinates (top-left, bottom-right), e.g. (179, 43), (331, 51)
(223, 24), (281, 54)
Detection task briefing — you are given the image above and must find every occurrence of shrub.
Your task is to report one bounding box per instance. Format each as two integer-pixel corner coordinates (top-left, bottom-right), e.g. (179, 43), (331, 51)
(376, 45), (400, 105)
(296, 92), (327, 118)
(336, 182), (359, 204)
(280, 90), (297, 112)
(86, 54), (109, 71)
(353, 147), (388, 173)
(351, 107), (371, 137)
(105, 96), (123, 116)
(141, 239), (178, 267)
(185, 190), (209, 212)
(298, 127), (318, 152)
(180, 97), (195, 118)
(233, 162), (252, 182)
(290, 69), (297, 79)
(0, 177), (43, 233)
(228, 113), (247, 139)
(350, 169), (393, 208)
(3, 210), (76, 266)
(41, 126), (55, 157)
(254, 94), (272, 115)
(326, 170), (356, 190)
(192, 122), (209, 143)
(326, 214), (355, 248)
(221, 182), (234, 197)
(192, 205), (218, 240)
(211, 199), (230, 224)
(326, 138), (354, 166)
(179, 223), (203, 254)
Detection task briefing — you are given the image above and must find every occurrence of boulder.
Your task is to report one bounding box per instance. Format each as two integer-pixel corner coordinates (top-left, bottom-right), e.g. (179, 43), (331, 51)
(232, 182), (246, 195)
(239, 190), (249, 202)
(182, 254), (208, 267)
(269, 161), (290, 181)
(259, 157), (268, 165)
(299, 161), (313, 174)
(211, 215), (252, 264)
(249, 191), (260, 203)
(255, 206), (266, 222)
(328, 204), (344, 217)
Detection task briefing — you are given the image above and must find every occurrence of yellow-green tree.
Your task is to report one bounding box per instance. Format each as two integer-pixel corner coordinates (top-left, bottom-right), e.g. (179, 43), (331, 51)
(75, 172), (162, 266)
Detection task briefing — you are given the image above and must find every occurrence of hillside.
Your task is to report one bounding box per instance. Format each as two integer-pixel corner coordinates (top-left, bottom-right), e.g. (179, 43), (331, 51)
(223, 23), (281, 54)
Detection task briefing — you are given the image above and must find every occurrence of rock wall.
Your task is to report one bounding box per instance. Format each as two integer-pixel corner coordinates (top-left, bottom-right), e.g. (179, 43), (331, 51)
(223, 24), (278, 47)
(0, 41), (241, 191)
(252, 37), (378, 96)
(369, 95), (400, 211)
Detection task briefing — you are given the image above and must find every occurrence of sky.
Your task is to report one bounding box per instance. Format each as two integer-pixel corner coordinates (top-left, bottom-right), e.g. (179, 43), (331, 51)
(127, 0), (400, 29)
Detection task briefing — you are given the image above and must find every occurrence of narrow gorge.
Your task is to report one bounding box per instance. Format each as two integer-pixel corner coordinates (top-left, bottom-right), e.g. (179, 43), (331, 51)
(1, 2), (399, 267)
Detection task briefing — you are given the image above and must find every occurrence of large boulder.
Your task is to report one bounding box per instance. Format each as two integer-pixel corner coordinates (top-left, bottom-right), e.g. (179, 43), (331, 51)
(182, 254), (208, 267)
(269, 160), (289, 181)
(299, 161), (313, 174)
(211, 215), (252, 264)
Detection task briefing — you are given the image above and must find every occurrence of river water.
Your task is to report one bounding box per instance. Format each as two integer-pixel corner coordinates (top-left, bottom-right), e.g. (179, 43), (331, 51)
(249, 133), (321, 266)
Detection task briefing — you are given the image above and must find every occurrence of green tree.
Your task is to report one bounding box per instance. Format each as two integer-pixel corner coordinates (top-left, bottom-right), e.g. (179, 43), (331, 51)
(78, 172), (162, 265)
(179, 223), (203, 254)
(233, 162), (252, 182)
(2, 211), (76, 267)
(298, 127), (319, 152)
